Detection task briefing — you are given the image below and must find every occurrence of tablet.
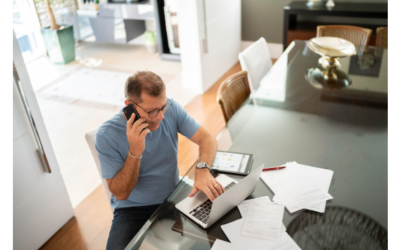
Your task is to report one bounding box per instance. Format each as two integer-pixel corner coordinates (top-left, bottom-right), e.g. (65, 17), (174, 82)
(211, 151), (254, 175)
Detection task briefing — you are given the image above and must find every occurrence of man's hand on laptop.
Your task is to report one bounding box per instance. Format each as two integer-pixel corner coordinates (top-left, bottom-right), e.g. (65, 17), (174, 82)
(126, 114), (150, 157)
(188, 169), (225, 202)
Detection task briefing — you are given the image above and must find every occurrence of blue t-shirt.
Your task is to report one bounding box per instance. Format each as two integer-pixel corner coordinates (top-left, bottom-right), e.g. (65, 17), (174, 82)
(95, 98), (200, 209)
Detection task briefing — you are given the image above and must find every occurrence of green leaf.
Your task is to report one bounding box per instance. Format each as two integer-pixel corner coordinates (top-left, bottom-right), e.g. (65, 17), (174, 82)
(144, 31), (157, 45)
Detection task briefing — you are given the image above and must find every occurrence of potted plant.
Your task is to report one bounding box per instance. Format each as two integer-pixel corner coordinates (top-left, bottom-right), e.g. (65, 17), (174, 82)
(38, 0), (76, 64)
(144, 31), (157, 54)
(83, 0), (100, 11)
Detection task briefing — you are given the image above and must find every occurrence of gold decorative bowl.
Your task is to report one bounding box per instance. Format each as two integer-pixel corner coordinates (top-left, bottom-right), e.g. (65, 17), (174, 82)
(306, 37), (356, 89)
(308, 37), (356, 57)
(307, 37), (356, 68)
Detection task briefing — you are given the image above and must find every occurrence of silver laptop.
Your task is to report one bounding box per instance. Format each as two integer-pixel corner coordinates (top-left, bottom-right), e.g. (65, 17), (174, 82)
(176, 164), (264, 228)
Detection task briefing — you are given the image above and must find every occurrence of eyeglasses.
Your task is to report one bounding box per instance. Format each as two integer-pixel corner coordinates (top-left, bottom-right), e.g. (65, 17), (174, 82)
(130, 99), (172, 118)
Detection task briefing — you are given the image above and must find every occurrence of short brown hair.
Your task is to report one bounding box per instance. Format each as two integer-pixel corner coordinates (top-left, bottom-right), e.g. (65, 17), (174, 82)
(124, 71), (165, 103)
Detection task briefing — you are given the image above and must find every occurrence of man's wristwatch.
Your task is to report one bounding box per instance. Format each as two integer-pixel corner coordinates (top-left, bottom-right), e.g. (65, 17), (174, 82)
(196, 162), (212, 173)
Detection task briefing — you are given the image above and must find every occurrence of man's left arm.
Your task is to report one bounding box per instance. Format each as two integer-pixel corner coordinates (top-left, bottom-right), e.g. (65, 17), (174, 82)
(188, 126), (225, 202)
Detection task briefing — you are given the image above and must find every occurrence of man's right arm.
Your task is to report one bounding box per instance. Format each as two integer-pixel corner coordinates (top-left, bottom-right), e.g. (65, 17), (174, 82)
(106, 155), (141, 200)
(105, 114), (150, 200)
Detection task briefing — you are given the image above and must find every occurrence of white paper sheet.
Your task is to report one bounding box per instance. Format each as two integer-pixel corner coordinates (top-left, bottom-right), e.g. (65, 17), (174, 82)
(261, 161), (333, 213)
(273, 188), (333, 213)
(211, 239), (245, 250)
(238, 196), (271, 217)
(221, 219), (301, 250)
(238, 196), (287, 232)
(242, 200), (285, 241)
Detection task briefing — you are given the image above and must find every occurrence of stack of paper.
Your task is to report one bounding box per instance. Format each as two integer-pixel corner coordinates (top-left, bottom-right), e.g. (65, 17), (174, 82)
(242, 198), (285, 241)
(212, 196), (301, 250)
(237, 196), (286, 232)
(212, 161), (333, 249)
(261, 161), (334, 213)
(221, 219), (301, 250)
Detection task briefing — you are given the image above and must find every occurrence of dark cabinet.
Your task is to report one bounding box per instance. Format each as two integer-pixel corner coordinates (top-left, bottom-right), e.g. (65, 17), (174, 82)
(283, 1), (388, 50)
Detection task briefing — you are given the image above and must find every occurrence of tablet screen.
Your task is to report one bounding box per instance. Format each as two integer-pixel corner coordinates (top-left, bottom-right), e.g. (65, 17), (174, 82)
(212, 152), (250, 173)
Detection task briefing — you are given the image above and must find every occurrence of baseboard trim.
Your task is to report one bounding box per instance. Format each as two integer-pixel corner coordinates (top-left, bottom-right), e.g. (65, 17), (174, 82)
(241, 40), (283, 59)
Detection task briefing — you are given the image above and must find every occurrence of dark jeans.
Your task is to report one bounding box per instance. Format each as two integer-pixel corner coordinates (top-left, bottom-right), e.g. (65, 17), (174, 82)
(106, 204), (160, 250)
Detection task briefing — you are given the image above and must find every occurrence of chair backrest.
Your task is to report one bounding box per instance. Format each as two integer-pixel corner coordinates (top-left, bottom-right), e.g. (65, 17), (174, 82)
(217, 71), (251, 123)
(85, 130), (114, 212)
(317, 25), (372, 50)
(376, 27), (388, 48)
(238, 37), (273, 92)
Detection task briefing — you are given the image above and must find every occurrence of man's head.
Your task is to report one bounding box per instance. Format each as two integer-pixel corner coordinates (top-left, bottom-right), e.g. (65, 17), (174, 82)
(124, 71), (167, 131)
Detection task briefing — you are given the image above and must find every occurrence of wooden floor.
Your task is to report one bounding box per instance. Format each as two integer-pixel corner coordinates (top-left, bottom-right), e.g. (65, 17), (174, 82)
(39, 60), (276, 249)
(177, 62), (242, 176)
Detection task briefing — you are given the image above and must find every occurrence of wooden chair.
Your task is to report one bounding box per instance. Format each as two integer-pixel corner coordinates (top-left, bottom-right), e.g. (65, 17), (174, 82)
(217, 71), (251, 123)
(317, 25), (372, 49)
(376, 27), (388, 48)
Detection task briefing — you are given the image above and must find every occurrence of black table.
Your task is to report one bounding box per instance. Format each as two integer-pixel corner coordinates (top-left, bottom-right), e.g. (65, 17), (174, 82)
(124, 40), (388, 250)
(283, 1), (388, 49)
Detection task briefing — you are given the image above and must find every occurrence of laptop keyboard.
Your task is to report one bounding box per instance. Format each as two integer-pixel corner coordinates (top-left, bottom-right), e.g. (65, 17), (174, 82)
(189, 181), (236, 224)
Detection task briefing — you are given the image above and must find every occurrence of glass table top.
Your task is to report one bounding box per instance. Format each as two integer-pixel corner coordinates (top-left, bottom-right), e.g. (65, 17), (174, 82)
(125, 40), (388, 250)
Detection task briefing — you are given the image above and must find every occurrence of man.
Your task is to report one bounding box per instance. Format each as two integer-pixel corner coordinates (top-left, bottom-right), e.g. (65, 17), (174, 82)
(95, 71), (225, 250)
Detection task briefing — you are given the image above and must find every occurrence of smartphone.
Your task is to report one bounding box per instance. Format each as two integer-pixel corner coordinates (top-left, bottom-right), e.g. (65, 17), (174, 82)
(122, 103), (141, 123)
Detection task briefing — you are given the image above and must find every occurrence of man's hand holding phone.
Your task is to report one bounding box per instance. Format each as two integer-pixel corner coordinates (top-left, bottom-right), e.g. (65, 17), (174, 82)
(126, 114), (150, 157)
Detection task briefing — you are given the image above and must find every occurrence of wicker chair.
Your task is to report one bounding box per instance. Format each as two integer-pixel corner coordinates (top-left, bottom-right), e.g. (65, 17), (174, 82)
(376, 27), (388, 48)
(287, 206), (387, 249)
(317, 25), (372, 50)
(217, 71), (251, 123)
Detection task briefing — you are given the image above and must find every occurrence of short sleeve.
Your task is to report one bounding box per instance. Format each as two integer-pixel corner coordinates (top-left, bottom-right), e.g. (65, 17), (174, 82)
(172, 99), (200, 139)
(95, 132), (125, 179)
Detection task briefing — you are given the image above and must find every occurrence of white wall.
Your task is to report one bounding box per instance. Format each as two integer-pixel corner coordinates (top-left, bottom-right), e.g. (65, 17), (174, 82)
(177, 0), (204, 94)
(179, 0), (241, 94)
(200, 0), (241, 92)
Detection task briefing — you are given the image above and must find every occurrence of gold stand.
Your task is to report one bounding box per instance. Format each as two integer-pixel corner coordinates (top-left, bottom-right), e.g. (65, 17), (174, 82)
(306, 56), (352, 90)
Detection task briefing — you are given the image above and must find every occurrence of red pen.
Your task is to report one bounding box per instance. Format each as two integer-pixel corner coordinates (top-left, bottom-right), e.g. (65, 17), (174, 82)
(262, 166), (286, 172)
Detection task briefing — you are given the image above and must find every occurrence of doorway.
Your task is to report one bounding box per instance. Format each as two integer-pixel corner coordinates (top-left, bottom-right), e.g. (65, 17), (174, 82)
(13, 0), (47, 63)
